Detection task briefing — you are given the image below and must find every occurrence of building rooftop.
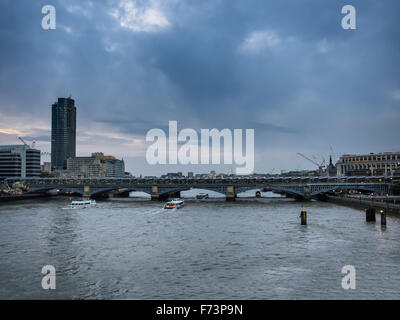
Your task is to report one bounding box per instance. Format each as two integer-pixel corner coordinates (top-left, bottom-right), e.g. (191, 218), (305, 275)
(0, 145), (39, 151)
(341, 152), (400, 157)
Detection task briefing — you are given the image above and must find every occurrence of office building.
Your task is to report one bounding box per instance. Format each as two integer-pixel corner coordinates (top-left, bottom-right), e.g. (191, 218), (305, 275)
(0, 145), (41, 179)
(161, 172), (183, 179)
(102, 157), (125, 178)
(336, 152), (400, 176)
(40, 162), (52, 174)
(66, 152), (125, 178)
(51, 97), (76, 170)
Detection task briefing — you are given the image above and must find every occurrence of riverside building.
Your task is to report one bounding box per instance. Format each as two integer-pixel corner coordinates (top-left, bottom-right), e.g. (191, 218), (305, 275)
(65, 152), (125, 178)
(336, 152), (400, 176)
(0, 145), (41, 179)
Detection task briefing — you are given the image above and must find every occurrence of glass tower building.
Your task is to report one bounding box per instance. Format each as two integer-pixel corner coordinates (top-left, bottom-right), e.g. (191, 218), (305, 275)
(51, 97), (76, 170)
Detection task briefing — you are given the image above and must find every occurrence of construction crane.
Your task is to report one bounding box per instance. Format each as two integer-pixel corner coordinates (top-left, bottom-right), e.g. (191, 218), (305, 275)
(18, 137), (29, 147)
(18, 137), (38, 149)
(318, 157), (326, 169)
(297, 152), (320, 167)
(297, 152), (326, 171)
(311, 154), (326, 167)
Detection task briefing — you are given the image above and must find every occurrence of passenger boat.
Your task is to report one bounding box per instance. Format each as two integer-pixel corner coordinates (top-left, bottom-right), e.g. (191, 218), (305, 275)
(63, 199), (97, 209)
(196, 193), (209, 199)
(163, 199), (185, 209)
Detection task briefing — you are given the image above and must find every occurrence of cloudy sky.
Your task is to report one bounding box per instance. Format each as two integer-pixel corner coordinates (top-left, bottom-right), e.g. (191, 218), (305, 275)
(0, 0), (399, 176)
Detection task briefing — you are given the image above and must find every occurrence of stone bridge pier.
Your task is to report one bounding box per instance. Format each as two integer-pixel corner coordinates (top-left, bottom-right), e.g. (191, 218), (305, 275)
(151, 186), (180, 201)
(83, 186), (91, 198)
(303, 186), (311, 201)
(80, 186), (110, 199)
(151, 186), (160, 201)
(226, 186), (236, 201)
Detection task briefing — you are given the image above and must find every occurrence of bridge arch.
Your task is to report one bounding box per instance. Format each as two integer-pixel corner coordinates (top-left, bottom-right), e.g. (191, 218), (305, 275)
(235, 187), (263, 195)
(59, 187), (84, 195)
(158, 186), (230, 197)
(89, 187), (120, 197)
(157, 186), (191, 196)
(310, 184), (389, 196)
(186, 187), (227, 197)
(231, 185), (305, 199)
(26, 187), (54, 194)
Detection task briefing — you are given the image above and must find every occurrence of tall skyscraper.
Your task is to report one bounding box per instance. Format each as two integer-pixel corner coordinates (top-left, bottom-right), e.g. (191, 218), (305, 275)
(51, 97), (76, 170)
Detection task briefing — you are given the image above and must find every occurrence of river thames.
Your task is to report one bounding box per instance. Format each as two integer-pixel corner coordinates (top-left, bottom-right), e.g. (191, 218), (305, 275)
(0, 191), (399, 299)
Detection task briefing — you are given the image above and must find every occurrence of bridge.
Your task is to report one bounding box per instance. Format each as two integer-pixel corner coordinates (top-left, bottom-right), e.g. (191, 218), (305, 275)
(4, 176), (392, 201)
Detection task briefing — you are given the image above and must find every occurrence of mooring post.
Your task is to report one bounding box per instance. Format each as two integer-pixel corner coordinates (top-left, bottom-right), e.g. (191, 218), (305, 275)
(365, 207), (376, 222)
(380, 210), (387, 226)
(300, 211), (307, 225)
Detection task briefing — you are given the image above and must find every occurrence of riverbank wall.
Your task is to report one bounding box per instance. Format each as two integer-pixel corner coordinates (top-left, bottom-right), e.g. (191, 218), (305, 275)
(0, 193), (54, 203)
(326, 195), (400, 214)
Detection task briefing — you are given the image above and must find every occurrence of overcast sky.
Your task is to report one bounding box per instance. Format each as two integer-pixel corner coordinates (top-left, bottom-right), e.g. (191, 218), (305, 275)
(0, 0), (399, 176)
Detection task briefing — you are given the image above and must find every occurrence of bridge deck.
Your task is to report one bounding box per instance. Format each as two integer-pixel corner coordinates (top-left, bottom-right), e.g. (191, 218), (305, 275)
(4, 176), (392, 199)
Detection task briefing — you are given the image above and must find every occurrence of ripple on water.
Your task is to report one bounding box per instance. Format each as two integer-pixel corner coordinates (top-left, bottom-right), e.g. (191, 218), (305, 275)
(0, 197), (400, 299)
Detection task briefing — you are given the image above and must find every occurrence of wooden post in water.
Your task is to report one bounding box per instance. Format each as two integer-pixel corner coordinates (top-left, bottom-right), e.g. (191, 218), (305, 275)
(365, 207), (376, 222)
(300, 211), (307, 225)
(380, 210), (387, 226)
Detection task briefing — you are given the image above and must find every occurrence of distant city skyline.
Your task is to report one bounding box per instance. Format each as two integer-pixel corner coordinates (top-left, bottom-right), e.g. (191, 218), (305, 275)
(0, 0), (399, 176)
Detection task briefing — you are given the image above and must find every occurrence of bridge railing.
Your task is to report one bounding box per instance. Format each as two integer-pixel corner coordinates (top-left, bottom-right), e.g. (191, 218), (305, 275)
(5, 175), (393, 185)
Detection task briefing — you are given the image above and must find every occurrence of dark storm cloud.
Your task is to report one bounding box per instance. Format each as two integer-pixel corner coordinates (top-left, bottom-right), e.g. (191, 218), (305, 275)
(94, 118), (170, 136)
(0, 0), (399, 174)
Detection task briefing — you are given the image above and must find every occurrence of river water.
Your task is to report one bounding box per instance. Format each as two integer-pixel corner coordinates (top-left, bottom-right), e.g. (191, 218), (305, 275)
(0, 190), (399, 299)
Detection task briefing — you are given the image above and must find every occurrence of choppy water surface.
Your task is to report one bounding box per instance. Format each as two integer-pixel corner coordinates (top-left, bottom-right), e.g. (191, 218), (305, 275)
(0, 191), (399, 299)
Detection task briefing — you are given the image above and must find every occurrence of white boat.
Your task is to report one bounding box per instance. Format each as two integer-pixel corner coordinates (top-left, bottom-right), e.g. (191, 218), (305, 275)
(63, 199), (97, 209)
(163, 199), (185, 209)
